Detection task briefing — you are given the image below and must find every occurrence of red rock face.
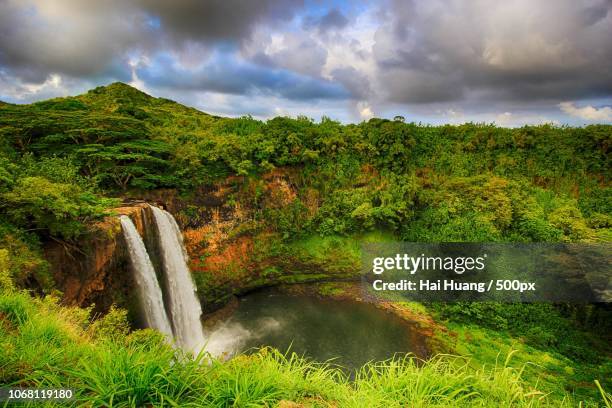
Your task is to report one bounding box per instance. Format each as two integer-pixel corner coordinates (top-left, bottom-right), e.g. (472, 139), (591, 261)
(44, 204), (150, 314)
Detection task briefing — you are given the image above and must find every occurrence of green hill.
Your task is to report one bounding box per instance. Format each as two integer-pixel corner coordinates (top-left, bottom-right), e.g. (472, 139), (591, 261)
(1, 82), (609, 192)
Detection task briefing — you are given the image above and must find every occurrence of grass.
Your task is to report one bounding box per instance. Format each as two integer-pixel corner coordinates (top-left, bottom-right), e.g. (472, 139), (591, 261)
(441, 321), (611, 404)
(2, 288), (609, 407)
(349, 354), (563, 408)
(287, 231), (396, 262)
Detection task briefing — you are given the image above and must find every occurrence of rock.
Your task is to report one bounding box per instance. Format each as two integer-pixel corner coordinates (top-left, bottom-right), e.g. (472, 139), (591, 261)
(44, 203), (150, 315)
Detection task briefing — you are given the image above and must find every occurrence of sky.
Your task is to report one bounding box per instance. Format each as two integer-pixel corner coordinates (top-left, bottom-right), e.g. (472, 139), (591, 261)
(1, 0), (611, 126)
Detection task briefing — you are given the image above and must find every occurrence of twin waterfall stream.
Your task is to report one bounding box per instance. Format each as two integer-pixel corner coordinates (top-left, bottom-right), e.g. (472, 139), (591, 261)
(120, 206), (206, 354)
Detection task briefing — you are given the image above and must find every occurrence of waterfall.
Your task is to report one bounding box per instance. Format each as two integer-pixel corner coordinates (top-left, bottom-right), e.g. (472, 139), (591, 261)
(150, 206), (206, 353)
(119, 207), (206, 354)
(119, 215), (173, 338)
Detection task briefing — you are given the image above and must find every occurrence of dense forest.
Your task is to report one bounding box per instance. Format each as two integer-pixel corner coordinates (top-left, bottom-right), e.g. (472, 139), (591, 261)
(1, 83), (610, 406)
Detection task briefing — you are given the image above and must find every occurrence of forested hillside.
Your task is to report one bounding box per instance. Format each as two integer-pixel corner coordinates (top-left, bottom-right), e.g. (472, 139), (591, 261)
(2, 82), (609, 241)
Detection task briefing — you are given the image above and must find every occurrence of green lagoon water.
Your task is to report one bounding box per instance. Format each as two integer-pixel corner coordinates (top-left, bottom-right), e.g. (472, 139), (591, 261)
(205, 290), (427, 371)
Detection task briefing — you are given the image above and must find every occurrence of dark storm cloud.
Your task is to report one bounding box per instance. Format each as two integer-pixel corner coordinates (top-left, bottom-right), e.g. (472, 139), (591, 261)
(138, 52), (349, 100)
(137, 0), (303, 43)
(0, 0), (144, 81)
(374, 0), (612, 104)
(0, 0), (304, 82)
(577, 2), (610, 26)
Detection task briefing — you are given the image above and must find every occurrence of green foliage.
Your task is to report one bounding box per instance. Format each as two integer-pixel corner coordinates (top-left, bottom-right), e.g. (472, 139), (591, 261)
(264, 198), (309, 239)
(362, 118), (417, 171)
(33, 98), (88, 111)
(433, 302), (604, 363)
(3, 83), (607, 196)
(0, 249), (14, 292)
(0, 290), (32, 325)
(0, 223), (51, 291)
(547, 204), (593, 241)
(307, 173), (418, 236)
(0, 152), (116, 240)
(2, 176), (114, 239)
(0, 83), (609, 246)
(400, 175), (603, 243)
(88, 306), (130, 342)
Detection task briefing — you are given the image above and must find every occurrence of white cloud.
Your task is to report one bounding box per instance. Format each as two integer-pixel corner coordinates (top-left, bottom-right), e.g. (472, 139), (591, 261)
(559, 101), (612, 122)
(357, 101), (374, 120)
(242, 6), (379, 116)
(127, 55), (150, 92)
(494, 112), (513, 126)
(0, 73), (67, 101)
(492, 111), (559, 127)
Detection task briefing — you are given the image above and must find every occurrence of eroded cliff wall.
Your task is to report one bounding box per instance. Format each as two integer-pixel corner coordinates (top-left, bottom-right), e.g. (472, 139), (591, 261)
(44, 204), (151, 314)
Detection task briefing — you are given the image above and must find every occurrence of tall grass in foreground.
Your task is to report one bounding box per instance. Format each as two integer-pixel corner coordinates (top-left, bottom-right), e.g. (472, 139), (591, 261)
(0, 290), (607, 407)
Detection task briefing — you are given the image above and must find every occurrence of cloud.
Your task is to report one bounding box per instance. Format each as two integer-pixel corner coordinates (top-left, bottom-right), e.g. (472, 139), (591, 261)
(246, 32), (329, 78)
(372, 0), (612, 104)
(243, 6), (378, 103)
(136, 0), (303, 43)
(559, 102), (612, 121)
(0, 70), (95, 103)
(0, 72), (61, 102)
(330, 67), (372, 100)
(303, 8), (349, 33)
(1, 0), (611, 124)
(137, 51), (349, 101)
(0, 0), (146, 81)
(356, 101), (374, 120)
(493, 111), (559, 127)
(0, 0), (303, 82)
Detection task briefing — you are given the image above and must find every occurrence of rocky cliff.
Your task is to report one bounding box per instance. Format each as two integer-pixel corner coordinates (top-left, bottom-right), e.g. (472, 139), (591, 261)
(44, 203), (151, 315)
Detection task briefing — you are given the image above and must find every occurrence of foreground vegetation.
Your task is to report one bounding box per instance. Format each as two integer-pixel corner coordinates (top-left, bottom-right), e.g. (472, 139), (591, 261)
(0, 83), (610, 405)
(2, 285), (609, 407)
